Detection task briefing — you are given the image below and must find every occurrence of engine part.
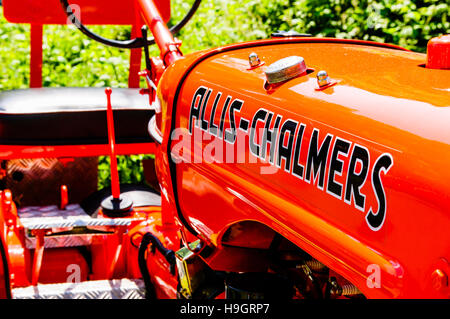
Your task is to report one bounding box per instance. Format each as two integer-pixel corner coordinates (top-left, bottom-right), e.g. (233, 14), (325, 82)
(225, 272), (294, 299)
(175, 240), (206, 299)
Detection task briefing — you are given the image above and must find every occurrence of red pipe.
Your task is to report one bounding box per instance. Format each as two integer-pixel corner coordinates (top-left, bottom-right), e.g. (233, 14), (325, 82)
(30, 24), (43, 88)
(105, 88), (121, 200)
(60, 185), (68, 210)
(136, 0), (183, 66)
(31, 230), (45, 285)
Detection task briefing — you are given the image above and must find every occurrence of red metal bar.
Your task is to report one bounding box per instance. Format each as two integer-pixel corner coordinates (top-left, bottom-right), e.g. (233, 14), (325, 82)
(31, 229), (45, 285)
(137, 0), (183, 66)
(128, 3), (145, 88)
(128, 24), (142, 88)
(108, 226), (126, 279)
(30, 24), (43, 88)
(60, 185), (68, 210)
(105, 88), (121, 200)
(0, 143), (156, 160)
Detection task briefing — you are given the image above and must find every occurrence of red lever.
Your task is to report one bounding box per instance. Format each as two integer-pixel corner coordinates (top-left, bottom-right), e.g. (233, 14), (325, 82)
(60, 185), (68, 210)
(101, 88), (133, 215)
(105, 88), (121, 200)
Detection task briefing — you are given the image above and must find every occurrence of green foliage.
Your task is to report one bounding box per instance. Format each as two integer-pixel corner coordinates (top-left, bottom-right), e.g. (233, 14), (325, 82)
(0, 1), (448, 188)
(98, 154), (155, 189)
(174, 0), (448, 53)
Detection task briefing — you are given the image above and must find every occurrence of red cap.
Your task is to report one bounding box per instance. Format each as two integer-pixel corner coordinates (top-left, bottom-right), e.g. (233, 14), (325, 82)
(426, 34), (450, 69)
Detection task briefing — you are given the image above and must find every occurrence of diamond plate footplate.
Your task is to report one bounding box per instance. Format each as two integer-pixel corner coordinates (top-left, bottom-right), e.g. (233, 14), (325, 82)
(18, 204), (132, 229)
(24, 233), (95, 249)
(5, 157), (98, 207)
(12, 279), (146, 299)
(18, 204), (133, 248)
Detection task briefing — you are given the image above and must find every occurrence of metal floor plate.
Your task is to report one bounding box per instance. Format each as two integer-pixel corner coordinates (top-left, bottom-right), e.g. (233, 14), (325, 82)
(12, 279), (146, 299)
(18, 204), (132, 229)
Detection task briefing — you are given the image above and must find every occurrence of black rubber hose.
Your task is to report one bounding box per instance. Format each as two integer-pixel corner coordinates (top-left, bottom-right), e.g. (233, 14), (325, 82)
(145, 232), (176, 273)
(138, 232), (176, 298)
(138, 233), (157, 299)
(59, 0), (202, 49)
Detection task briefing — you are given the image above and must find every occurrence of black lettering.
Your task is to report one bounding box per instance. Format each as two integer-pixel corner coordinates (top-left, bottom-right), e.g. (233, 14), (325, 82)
(239, 118), (249, 132)
(199, 89), (212, 131)
(261, 113), (282, 164)
(327, 138), (351, 198)
(224, 99), (243, 144)
(189, 86), (207, 134)
(292, 123), (306, 179)
(366, 153), (393, 231)
(209, 92), (222, 137)
(277, 120), (298, 172)
(219, 96), (232, 138)
(344, 145), (369, 210)
(305, 129), (332, 189)
(250, 109), (268, 158)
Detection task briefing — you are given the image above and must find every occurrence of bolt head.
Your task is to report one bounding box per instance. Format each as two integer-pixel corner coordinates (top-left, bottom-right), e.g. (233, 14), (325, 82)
(432, 269), (448, 291)
(248, 52), (261, 67)
(317, 70), (331, 87)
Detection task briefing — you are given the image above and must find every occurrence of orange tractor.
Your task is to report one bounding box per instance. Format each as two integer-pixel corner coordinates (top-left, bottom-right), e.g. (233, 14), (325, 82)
(0, 0), (449, 299)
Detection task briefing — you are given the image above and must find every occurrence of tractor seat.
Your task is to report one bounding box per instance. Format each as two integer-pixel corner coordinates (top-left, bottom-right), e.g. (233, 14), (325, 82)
(0, 87), (154, 145)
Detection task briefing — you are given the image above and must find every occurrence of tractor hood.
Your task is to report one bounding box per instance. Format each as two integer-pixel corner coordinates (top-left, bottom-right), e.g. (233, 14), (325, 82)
(157, 38), (450, 297)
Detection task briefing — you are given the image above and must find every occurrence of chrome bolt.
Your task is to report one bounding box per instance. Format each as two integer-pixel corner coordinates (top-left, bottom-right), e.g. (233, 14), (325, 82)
(317, 70), (331, 87)
(248, 52), (261, 67)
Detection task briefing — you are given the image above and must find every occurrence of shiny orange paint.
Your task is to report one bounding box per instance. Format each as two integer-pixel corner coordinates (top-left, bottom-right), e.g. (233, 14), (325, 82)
(156, 38), (450, 298)
(1, 0), (448, 300)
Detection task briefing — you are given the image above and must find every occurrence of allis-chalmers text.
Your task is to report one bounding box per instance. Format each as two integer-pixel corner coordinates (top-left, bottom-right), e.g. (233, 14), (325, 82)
(171, 86), (394, 231)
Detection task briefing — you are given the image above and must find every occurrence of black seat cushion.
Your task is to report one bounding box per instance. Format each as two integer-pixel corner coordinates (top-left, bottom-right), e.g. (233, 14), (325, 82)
(0, 87), (154, 145)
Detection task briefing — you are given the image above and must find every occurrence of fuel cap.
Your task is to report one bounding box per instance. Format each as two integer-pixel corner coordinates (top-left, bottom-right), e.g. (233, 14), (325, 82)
(265, 56), (307, 84)
(426, 34), (450, 69)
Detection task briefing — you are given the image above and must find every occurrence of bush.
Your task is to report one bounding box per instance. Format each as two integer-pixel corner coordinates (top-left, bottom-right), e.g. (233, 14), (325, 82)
(174, 0), (448, 53)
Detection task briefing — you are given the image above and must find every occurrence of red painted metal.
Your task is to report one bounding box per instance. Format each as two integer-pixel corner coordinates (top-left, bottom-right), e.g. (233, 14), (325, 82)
(31, 230), (45, 285)
(128, 25), (143, 88)
(0, 143), (156, 160)
(60, 185), (68, 210)
(3, 0), (170, 88)
(156, 37), (450, 298)
(105, 88), (121, 199)
(0, 236), (9, 299)
(1, 0), (448, 301)
(3, 0), (171, 25)
(29, 24), (43, 88)
(137, 0), (183, 66)
(38, 248), (89, 284)
(108, 227), (126, 278)
(427, 34), (450, 69)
